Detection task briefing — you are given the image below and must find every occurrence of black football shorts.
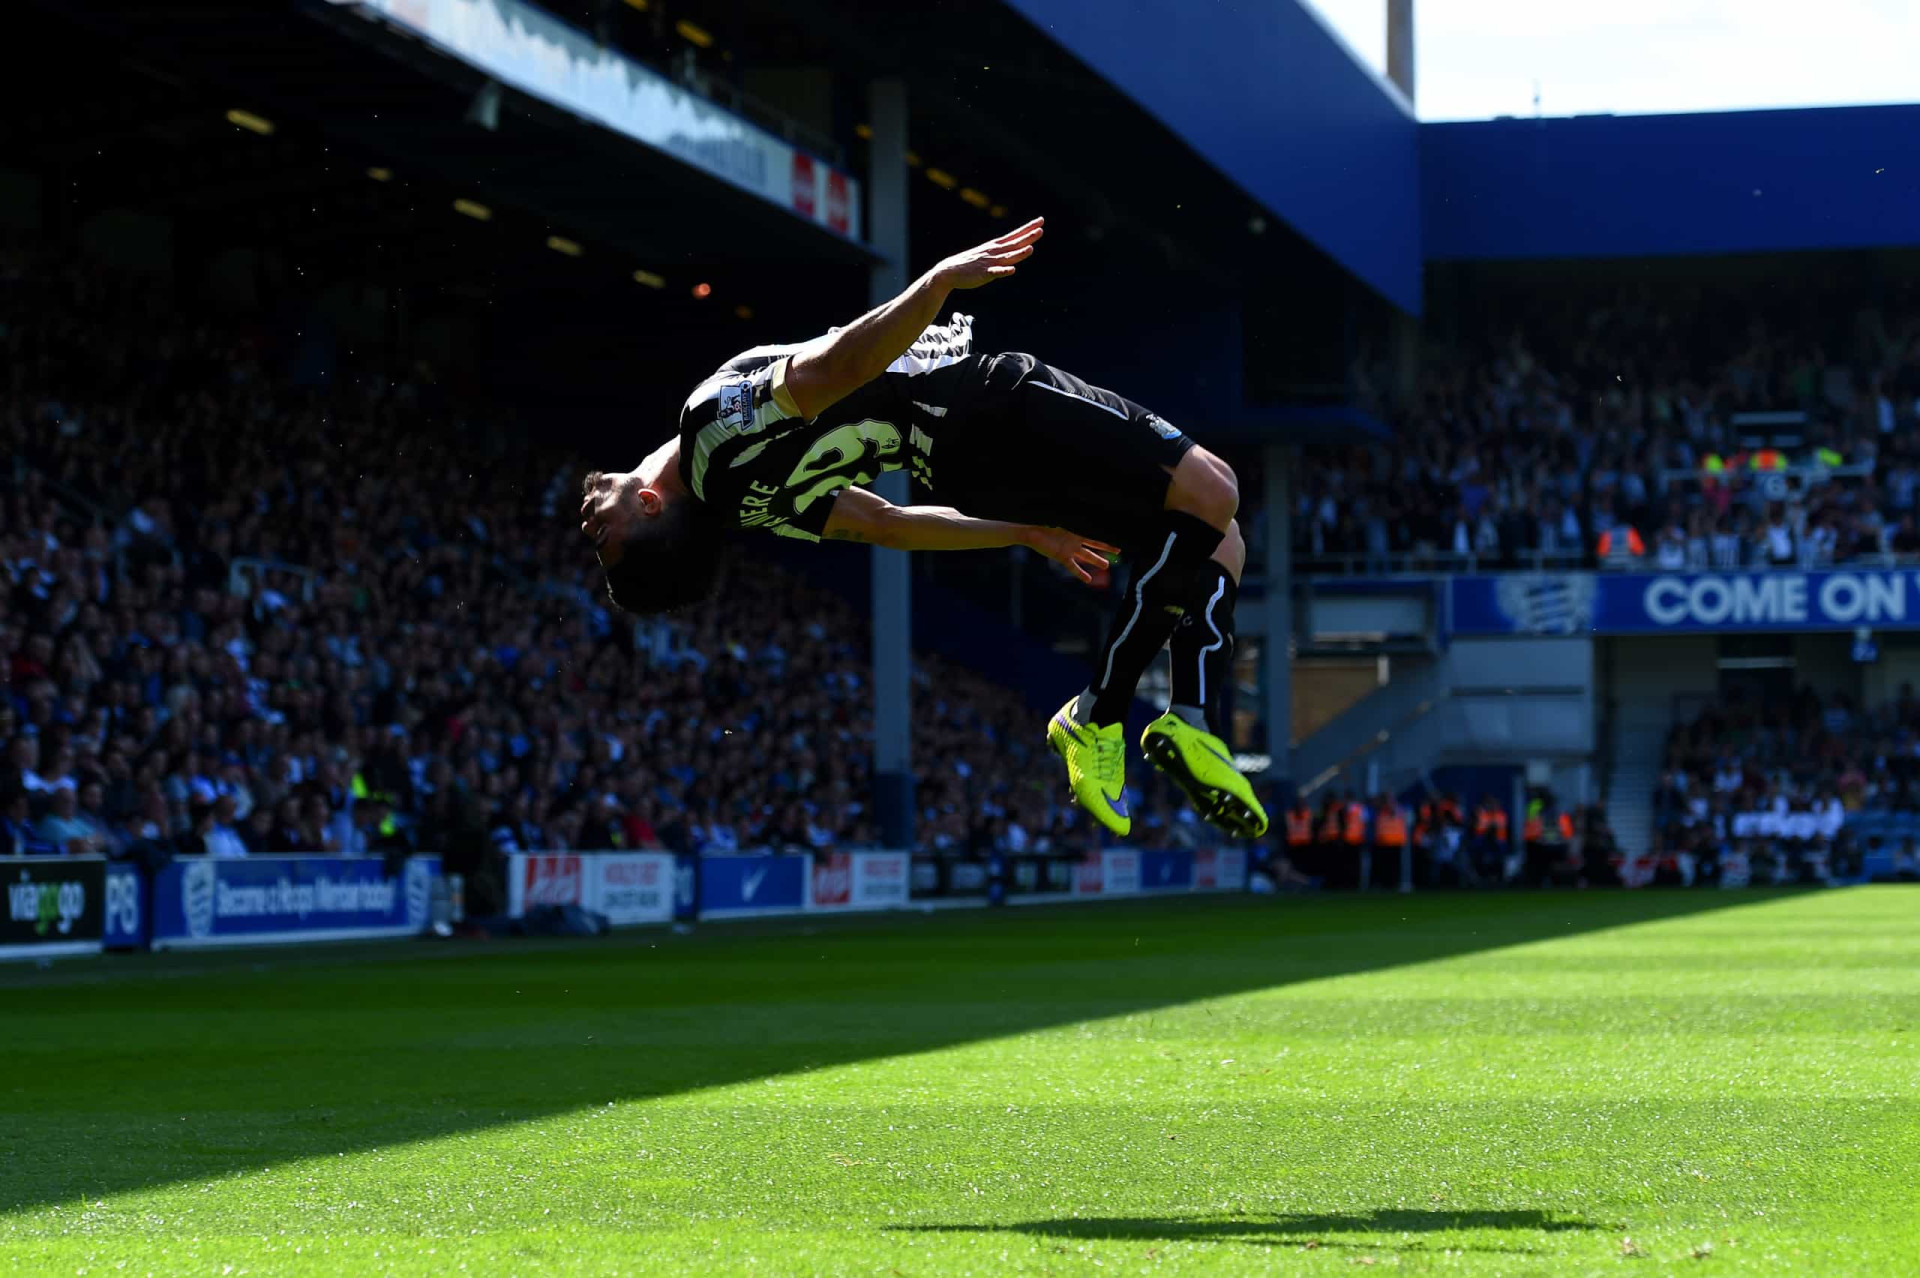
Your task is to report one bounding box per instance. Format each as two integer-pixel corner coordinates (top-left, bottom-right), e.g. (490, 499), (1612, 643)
(933, 352), (1197, 556)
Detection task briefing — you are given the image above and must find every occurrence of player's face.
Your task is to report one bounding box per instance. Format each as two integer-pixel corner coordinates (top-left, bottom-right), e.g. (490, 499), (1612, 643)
(580, 469), (663, 564)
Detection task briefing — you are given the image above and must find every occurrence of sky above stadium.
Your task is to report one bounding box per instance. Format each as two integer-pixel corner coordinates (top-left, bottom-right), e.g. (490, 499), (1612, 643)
(1306, 0), (1920, 120)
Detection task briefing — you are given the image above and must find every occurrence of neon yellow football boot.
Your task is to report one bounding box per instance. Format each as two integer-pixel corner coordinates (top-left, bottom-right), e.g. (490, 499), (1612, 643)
(1140, 712), (1269, 839)
(1046, 698), (1131, 837)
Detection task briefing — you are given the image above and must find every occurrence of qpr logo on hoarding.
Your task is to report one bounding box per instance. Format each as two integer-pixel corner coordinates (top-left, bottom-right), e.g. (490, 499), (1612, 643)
(1494, 574), (1596, 636)
(182, 860), (217, 939)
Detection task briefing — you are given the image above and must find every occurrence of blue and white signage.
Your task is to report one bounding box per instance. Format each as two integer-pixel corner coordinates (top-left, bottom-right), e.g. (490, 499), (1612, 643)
(151, 855), (438, 950)
(103, 861), (146, 950)
(696, 853), (808, 918)
(1451, 570), (1920, 636)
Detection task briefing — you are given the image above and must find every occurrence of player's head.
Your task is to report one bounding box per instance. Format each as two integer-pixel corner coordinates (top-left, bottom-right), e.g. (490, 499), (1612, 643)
(581, 468), (723, 614)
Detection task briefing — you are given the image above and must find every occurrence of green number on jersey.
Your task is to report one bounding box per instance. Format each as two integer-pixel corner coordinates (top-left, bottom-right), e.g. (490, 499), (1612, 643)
(785, 421), (903, 514)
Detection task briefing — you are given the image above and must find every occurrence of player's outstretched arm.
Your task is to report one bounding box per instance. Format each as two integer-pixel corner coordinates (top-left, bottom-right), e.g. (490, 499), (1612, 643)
(782, 218), (1044, 420)
(822, 485), (1114, 584)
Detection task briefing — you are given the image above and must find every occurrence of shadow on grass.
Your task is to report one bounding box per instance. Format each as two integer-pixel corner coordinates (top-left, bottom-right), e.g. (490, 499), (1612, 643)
(0, 890), (1795, 1214)
(896, 1208), (1600, 1255)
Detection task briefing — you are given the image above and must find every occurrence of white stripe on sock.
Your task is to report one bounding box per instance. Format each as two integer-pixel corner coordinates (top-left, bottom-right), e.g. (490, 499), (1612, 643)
(1099, 531), (1177, 693)
(1195, 575), (1228, 707)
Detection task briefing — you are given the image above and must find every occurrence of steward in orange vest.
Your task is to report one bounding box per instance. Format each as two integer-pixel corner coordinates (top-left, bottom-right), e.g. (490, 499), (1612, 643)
(1597, 526), (1646, 558)
(1473, 798), (1508, 843)
(1523, 809), (1574, 844)
(1284, 803), (1315, 848)
(1374, 800), (1409, 848)
(1342, 798), (1368, 846)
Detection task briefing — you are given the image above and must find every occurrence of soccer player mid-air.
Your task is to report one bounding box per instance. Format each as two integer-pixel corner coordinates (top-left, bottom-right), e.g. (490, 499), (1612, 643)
(580, 218), (1266, 840)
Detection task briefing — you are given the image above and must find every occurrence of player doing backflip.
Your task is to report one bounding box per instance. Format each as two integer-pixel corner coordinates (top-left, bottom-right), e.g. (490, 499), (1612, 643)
(579, 218), (1267, 839)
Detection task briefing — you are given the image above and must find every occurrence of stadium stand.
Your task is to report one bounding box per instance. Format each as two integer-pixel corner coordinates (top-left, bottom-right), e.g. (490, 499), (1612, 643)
(1647, 683), (1920, 886)
(0, 249), (1225, 906)
(1289, 282), (1920, 574)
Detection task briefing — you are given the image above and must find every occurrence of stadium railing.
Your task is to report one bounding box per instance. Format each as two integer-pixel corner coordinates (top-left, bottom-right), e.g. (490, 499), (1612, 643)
(1293, 550), (1586, 576)
(1294, 549), (1920, 576)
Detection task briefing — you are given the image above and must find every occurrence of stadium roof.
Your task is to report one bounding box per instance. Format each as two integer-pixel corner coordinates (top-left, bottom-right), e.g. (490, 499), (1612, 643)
(25, 0), (878, 273)
(1424, 105), (1920, 263)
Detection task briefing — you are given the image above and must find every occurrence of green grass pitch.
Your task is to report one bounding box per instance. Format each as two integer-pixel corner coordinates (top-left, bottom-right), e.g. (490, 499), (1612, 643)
(2, 888), (1917, 1275)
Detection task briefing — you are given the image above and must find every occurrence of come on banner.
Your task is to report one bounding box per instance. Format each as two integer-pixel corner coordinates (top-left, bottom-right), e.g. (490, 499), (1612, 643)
(1450, 569), (1920, 635)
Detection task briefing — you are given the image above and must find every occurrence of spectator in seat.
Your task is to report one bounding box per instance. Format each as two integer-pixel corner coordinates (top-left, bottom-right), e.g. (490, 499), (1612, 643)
(74, 781), (121, 857)
(4, 785), (56, 856)
(1654, 516), (1689, 571)
(177, 801), (217, 858)
(204, 794), (249, 859)
(1892, 514), (1920, 557)
(623, 796), (663, 850)
(36, 786), (108, 856)
(1757, 504), (1797, 566)
(300, 794), (339, 854)
(1682, 509), (1712, 569)
(1710, 514), (1744, 568)
(241, 803), (277, 855)
(267, 796), (308, 853)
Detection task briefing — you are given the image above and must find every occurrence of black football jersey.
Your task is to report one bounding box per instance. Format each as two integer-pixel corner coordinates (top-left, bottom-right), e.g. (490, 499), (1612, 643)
(677, 313), (979, 541)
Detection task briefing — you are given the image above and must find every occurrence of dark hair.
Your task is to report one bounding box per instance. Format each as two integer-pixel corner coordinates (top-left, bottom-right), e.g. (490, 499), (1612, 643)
(602, 495), (725, 614)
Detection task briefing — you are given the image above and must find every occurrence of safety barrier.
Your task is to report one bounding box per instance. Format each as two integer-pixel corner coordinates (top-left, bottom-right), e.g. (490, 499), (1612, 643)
(3, 848), (1245, 961)
(504, 847), (1247, 925)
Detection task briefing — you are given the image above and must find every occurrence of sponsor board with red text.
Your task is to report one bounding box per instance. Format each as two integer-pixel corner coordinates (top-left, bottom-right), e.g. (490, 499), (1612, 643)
(1074, 850), (1142, 898)
(852, 850), (909, 907)
(811, 852), (852, 907)
(1194, 847), (1249, 891)
(790, 153), (817, 220)
(810, 851), (911, 911)
(824, 171), (851, 234)
(593, 853), (676, 925)
(506, 852), (675, 924)
(513, 854), (584, 914)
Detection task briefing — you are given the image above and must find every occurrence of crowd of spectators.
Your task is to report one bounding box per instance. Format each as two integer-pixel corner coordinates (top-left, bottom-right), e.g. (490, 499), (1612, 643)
(0, 249), (1216, 909)
(1650, 685), (1920, 886)
(1294, 285), (1920, 571)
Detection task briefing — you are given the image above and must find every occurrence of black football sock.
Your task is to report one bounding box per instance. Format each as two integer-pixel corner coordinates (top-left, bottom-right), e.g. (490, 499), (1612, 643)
(1086, 512), (1227, 727)
(1169, 564), (1237, 737)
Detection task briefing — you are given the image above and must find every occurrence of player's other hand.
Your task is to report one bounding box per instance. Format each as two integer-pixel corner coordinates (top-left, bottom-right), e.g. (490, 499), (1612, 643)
(931, 217), (1044, 290)
(1024, 524), (1119, 586)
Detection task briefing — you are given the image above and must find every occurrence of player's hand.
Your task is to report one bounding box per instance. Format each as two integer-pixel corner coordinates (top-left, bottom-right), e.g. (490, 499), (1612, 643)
(1023, 525), (1119, 586)
(930, 217), (1044, 290)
